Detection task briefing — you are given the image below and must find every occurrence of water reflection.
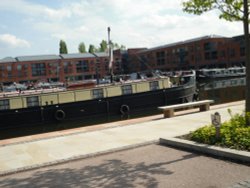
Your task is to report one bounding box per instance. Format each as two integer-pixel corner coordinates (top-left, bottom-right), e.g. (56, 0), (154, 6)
(198, 77), (246, 104)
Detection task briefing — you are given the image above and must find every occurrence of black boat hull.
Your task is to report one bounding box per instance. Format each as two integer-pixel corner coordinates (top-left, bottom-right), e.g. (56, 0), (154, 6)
(0, 84), (195, 129)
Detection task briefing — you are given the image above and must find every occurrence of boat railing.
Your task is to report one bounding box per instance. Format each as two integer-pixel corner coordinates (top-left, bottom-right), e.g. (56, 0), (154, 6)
(0, 88), (66, 98)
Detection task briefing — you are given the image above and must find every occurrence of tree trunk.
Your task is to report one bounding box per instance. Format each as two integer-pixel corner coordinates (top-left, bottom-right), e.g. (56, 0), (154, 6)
(243, 0), (250, 125)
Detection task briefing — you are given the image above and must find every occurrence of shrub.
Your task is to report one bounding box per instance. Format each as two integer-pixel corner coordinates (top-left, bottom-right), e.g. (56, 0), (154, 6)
(190, 111), (250, 151)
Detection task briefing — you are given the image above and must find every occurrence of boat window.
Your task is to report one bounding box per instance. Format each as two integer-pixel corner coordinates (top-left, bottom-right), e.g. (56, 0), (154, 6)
(27, 96), (39, 107)
(92, 88), (104, 99)
(0, 99), (10, 110)
(122, 85), (133, 95)
(150, 81), (159, 91)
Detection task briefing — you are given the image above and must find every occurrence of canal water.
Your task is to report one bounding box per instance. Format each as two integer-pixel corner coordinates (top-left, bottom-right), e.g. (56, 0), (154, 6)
(0, 77), (246, 140)
(198, 77), (245, 104)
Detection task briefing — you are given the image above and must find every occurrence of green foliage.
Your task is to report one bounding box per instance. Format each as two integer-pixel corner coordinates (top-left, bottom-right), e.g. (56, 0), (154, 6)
(111, 43), (126, 50)
(191, 125), (217, 144)
(99, 40), (108, 52)
(182, 0), (247, 22)
(59, 40), (68, 54)
(182, 0), (215, 15)
(79, 40), (126, 54)
(120, 44), (126, 50)
(190, 112), (250, 151)
(99, 40), (126, 51)
(78, 42), (86, 53)
(88, 44), (96, 53)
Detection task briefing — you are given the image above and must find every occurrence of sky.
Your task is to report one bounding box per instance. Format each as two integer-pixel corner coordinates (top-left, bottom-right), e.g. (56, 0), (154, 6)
(0, 0), (243, 59)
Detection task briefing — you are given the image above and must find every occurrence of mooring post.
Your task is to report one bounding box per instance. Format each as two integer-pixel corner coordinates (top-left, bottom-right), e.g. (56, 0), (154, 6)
(211, 112), (221, 139)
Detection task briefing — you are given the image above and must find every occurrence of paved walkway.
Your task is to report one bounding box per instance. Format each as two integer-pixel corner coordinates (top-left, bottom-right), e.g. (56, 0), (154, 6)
(0, 100), (246, 175)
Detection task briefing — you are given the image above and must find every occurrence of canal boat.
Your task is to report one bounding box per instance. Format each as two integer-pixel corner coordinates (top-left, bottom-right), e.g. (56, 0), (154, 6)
(196, 66), (246, 80)
(0, 71), (196, 129)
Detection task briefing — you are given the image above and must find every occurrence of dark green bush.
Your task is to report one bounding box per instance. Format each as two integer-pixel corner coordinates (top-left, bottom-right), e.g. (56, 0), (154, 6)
(190, 111), (250, 151)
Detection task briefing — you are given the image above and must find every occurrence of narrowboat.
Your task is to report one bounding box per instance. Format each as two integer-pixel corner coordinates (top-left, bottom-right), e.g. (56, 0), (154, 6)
(0, 71), (196, 129)
(196, 66), (246, 80)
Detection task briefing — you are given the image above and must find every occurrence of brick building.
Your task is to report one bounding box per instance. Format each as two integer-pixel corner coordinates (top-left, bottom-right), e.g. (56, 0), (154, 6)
(0, 52), (122, 85)
(0, 34), (247, 85)
(131, 35), (246, 72)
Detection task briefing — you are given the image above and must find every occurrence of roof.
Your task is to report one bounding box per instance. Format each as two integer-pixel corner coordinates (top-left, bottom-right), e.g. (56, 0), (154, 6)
(93, 52), (109, 58)
(16, 55), (60, 62)
(60, 53), (95, 59)
(140, 35), (227, 53)
(0, 57), (16, 64)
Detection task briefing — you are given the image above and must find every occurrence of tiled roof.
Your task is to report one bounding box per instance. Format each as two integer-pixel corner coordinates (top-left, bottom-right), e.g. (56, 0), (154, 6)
(16, 55), (60, 62)
(93, 52), (109, 58)
(60, 53), (95, 59)
(0, 57), (16, 63)
(140, 35), (227, 53)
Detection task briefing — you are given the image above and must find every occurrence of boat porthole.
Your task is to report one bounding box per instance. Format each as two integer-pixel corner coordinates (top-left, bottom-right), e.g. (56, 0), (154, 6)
(55, 109), (66, 121)
(120, 104), (130, 115)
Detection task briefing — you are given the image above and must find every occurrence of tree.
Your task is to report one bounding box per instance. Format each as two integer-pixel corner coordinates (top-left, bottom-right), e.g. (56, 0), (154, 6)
(183, 0), (250, 123)
(78, 42), (86, 53)
(59, 40), (68, 54)
(88, 44), (96, 53)
(120, 45), (126, 50)
(99, 40), (108, 52)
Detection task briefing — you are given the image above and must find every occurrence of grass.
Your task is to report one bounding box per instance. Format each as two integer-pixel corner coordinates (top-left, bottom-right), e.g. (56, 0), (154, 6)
(186, 110), (250, 152)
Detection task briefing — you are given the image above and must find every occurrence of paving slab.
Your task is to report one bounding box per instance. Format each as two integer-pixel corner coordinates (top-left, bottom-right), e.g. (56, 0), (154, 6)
(0, 100), (247, 175)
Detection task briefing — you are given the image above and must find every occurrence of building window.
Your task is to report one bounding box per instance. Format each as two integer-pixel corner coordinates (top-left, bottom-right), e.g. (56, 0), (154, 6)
(230, 49), (235, 57)
(150, 81), (159, 91)
(17, 64), (22, 77)
(7, 65), (12, 71)
(75, 75), (83, 81)
(220, 51), (225, 58)
(240, 47), (245, 56)
(122, 85), (132, 95)
(7, 65), (12, 78)
(17, 64), (28, 77)
(204, 42), (211, 51)
(31, 63), (46, 76)
(17, 64), (22, 71)
(76, 60), (89, 73)
(92, 88), (104, 99)
(205, 52), (210, 60)
(211, 51), (218, 59)
(64, 62), (73, 74)
(204, 42), (216, 51)
(0, 65), (4, 78)
(178, 48), (187, 64)
(156, 51), (165, 65)
(0, 99), (10, 110)
(48, 62), (59, 76)
(27, 96), (39, 107)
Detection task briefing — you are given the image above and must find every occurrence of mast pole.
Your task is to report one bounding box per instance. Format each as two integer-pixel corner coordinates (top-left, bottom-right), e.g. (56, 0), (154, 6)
(108, 27), (113, 83)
